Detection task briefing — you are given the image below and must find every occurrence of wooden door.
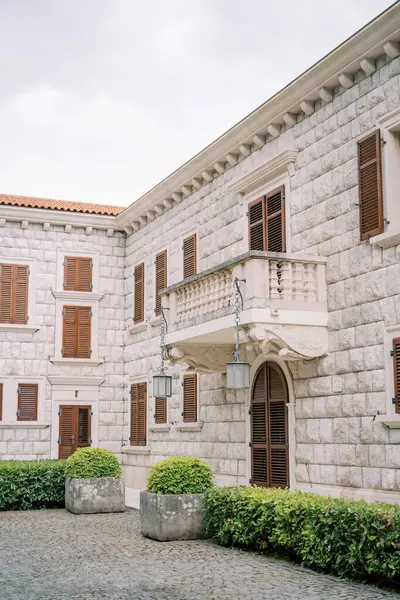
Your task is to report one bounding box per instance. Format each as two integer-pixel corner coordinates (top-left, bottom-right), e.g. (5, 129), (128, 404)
(251, 363), (289, 488)
(58, 405), (91, 459)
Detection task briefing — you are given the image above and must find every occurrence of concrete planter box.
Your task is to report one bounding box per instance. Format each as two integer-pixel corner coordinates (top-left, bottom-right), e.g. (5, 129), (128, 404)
(140, 491), (206, 541)
(65, 477), (125, 514)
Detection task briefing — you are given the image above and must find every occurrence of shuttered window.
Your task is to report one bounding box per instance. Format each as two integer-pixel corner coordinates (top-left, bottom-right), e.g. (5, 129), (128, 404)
(0, 264), (29, 324)
(183, 234), (197, 279)
(155, 250), (167, 316)
(64, 257), (93, 292)
(62, 306), (91, 359)
(130, 382), (147, 446)
(58, 405), (91, 459)
(183, 374), (197, 423)
(248, 187), (285, 253)
(154, 397), (167, 424)
(0, 383), (2, 421)
(392, 338), (400, 415)
(134, 263), (145, 323)
(17, 383), (38, 421)
(357, 131), (384, 240)
(251, 364), (288, 488)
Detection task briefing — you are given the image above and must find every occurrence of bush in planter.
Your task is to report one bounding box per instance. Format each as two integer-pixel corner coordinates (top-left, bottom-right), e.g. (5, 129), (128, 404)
(0, 460), (66, 510)
(65, 447), (121, 479)
(203, 486), (400, 584)
(147, 456), (213, 495)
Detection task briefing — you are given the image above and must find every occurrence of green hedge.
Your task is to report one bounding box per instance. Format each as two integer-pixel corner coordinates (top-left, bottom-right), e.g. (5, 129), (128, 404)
(0, 460), (66, 510)
(203, 486), (400, 584)
(147, 456), (213, 494)
(65, 447), (121, 479)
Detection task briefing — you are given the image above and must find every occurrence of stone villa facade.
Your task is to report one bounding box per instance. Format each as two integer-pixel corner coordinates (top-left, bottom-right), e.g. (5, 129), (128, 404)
(1, 4), (400, 507)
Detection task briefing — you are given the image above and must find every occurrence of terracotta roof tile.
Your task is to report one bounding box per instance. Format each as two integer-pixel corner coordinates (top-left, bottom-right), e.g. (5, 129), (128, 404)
(0, 194), (125, 216)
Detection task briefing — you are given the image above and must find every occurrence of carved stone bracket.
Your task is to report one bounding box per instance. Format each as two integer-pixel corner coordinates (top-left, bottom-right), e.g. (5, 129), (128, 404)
(244, 323), (328, 360)
(167, 345), (234, 373)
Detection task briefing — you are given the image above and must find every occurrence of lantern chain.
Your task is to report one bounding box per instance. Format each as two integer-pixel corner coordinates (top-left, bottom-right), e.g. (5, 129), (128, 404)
(233, 277), (245, 362)
(160, 306), (168, 375)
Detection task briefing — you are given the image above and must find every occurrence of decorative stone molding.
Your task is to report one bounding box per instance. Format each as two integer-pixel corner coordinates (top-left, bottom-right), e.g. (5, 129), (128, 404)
(338, 73), (353, 89)
(384, 40), (400, 58)
(244, 324), (328, 360)
(227, 149), (298, 195)
(168, 345), (233, 373)
(374, 414), (400, 429)
(47, 375), (105, 386)
(51, 290), (104, 302)
(122, 446), (151, 455)
(360, 57), (376, 75)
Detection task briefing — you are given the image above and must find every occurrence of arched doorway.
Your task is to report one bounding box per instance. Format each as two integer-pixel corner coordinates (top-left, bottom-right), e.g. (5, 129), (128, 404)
(251, 362), (289, 488)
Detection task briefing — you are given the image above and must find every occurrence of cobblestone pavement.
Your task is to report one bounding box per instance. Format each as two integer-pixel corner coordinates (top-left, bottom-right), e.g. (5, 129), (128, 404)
(0, 509), (399, 600)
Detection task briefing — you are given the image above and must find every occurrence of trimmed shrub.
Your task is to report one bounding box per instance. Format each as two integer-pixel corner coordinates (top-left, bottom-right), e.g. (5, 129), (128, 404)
(203, 486), (400, 584)
(0, 460), (66, 510)
(65, 447), (121, 479)
(147, 456), (213, 495)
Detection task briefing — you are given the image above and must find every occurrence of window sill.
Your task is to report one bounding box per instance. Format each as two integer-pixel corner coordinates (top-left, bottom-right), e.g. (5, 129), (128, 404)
(149, 424), (171, 433)
(149, 316), (162, 327)
(121, 445), (151, 455)
(52, 290), (104, 301)
(374, 414), (400, 429)
(0, 423), (49, 429)
(127, 322), (147, 334)
(177, 422), (203, 432)
(49, 358), (104, 366)
(0, 324), (40, 333)
(369, 230), (400, 249)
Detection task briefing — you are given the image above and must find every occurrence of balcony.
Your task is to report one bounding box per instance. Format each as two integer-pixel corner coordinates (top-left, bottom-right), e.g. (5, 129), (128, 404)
(161, 251), (328, 373)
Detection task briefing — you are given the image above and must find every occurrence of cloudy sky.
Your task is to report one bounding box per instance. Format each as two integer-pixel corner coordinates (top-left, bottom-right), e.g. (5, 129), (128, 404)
(0, 0), (394, 206)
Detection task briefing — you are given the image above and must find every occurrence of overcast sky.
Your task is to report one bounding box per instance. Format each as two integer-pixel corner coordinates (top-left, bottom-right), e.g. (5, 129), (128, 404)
(0, 1), (394, 206)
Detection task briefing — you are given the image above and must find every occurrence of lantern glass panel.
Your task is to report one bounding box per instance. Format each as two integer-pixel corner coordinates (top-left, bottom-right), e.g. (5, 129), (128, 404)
(153, 374), (172, 398)
(226, 361), (250, 389)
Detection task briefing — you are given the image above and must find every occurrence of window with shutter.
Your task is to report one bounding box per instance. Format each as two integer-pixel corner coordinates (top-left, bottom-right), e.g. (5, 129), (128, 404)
(154, 397), (167, 424)
(0, 383), (2, 421)
(17, 383), (38, 421)
(134, 263), (145, 323)
(392, 338), (400, 415)
(183, 234), (197, 279)
(130, 382), (147, 446)
(64, 257), (93, 292)
(0, 264), (29, 324)
(155, 250), (167, 316)
(248, 187), (285, 252)
(62, 306), (91, 358)
(183, 374), (197, 423)
(357, 130), (384, 240)
(58, 405), (92, 459)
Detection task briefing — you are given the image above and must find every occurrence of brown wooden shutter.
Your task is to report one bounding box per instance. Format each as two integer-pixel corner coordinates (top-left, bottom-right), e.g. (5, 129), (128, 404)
(155, 250), (167, 316)
(248, 198), (265, 251)
(130, 382), (147, 446)
(77, 407), (91, 447)
(251, 367), (268, 485)
(0, 383), (3, 421)
(64, 257), (93, 292)
(17, 383), (38, 421)
(154, 397), (167, 424)
(62, 306), (91, 358)
(134, 263), (145, 323)
(0, 264), (28, 324)
(357, 130), (384, 240)
(183, 234), (197, 279)
(392, 338), (400, 415)
(183, 374), (197, 423)
(267, 366), (288, 487)
(59, 406), (74, 459)
(266, 187), (285, 253)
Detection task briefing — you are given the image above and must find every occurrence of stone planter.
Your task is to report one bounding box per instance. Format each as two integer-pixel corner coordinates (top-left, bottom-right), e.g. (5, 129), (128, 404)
(140, 491), (206, 541)
(65, 477), (125, 514)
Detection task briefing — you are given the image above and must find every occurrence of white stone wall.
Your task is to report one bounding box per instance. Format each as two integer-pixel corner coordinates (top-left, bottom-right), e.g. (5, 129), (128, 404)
(123, 51), (400, 500)
(0, 222), (125, 459)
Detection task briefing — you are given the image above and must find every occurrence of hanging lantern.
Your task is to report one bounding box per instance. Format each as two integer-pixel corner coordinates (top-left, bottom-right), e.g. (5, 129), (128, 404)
(152, 306), (172, 398)
(226, 277), (250, 389)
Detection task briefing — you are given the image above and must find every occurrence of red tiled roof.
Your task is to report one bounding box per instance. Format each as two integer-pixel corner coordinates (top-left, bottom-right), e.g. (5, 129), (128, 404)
(0, 194), (125, 216)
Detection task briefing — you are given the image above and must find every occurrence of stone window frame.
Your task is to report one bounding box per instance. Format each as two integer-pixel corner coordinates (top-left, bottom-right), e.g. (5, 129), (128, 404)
(177, 371), (203, 432)
(374, 326), (400, 429)
(178, 225), (199, 282)
(0, 256), (39, 333)
(55, 249), (100, 295)
(0, 376), (46, 427)
(122, 375), (151, 454)
(149, 241), (170, 326)
(50, 397), (98, 459)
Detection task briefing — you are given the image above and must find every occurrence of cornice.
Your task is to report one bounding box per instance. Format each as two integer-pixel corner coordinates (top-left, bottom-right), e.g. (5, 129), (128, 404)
(227, 149), (298, 195)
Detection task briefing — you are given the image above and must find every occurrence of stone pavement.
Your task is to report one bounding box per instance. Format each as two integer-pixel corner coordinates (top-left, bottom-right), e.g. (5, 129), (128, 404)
(0, 509), (399, 600)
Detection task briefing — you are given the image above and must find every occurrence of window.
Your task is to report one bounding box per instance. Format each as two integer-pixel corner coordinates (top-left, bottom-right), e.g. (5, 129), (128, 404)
(0, 383), (2, 421)
(63, 256), (93, 292)
(183, 374), (197, 423)
(17, 383), (38, 421)
(248, 187), (285, 252)
(58, 405), (91, 459)
(154, 397), (167, 424)
(130, 382), (147, 446)
(134, 263), (145, 323)
(62, 306), (92, 359)
(155, 250), (167, 316)
(0, 264), (29, 324)
(357, 131), (383, 240)
(183, 234), (197, 279)
(392, 337), (400, 415)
